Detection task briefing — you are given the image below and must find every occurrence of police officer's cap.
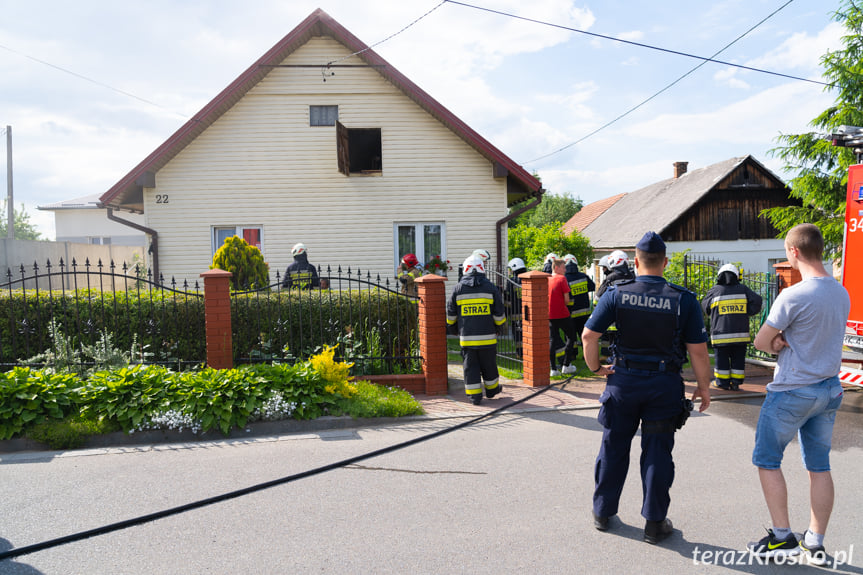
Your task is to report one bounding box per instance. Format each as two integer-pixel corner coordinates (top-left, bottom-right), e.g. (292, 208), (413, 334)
(635, 231), (666, 253)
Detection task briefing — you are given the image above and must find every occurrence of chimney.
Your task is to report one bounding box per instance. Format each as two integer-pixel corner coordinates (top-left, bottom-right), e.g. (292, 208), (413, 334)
(673, 161), (688, 178)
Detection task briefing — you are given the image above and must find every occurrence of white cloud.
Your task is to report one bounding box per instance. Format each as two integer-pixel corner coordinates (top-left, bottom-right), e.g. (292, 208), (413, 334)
(616, 30), (644, 42)
(747, 21), (844, 73)
(625, 81), (833, 146)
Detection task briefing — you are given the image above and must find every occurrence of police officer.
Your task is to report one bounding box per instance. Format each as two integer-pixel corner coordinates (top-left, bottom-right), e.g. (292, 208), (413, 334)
(283, 243), (322, 289)
(447, 255), (506, 405)
(582, 231), (712, 544)
(564, 254), (595, 366)
(701, 263), (763, 390)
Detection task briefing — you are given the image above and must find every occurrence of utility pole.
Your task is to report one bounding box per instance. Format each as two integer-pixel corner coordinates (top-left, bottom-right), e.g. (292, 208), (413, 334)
(5, 125), (12, 240)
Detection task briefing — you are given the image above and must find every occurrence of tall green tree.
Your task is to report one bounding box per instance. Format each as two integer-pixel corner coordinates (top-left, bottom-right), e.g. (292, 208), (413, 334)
(0, 201), (42, 240)
(763, 0), (862, 260)
(508, 223), (593, 270)
(510, 191), (583, 228)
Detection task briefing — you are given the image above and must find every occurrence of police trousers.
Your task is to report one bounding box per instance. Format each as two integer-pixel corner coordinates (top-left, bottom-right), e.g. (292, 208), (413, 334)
(593, 370), (683, 521)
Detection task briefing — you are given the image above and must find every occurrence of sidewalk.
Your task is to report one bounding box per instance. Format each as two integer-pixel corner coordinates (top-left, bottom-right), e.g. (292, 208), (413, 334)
(415, 360), (776, 418)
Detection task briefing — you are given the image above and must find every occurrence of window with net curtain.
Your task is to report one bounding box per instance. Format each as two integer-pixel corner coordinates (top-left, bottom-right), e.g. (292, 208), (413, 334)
(395, 223), (444, 272)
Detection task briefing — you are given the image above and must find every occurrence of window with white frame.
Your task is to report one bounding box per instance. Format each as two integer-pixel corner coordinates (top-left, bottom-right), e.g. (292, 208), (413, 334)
(310, 105), (338, 127)
(88, 236), (111, 245)
(212, 226), (263, 255)
(394, 223), (445, 272)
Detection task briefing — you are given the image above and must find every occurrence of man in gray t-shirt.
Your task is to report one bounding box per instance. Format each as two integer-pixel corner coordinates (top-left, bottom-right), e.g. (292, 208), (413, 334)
(763, 276), (849, 391)
(747, 223), (850, 563)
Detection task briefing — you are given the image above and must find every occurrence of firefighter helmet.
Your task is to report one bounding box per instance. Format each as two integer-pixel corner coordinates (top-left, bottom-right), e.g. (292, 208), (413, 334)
(598, 255), (610, 270)
(544, 252), (559, 263)
(472, 249), (491, 262)
(717, 263), (739, 279)
(508, 257), (526, 273)
(291, 243), (307, 257)
(401, 253), (419, 268)
(564, 254), (578, 267)
(608, 250), (628, 268)
(463, 255), (485, 275)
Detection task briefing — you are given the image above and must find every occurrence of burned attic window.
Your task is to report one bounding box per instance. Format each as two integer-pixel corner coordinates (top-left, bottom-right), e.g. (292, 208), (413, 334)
(336, 121), (382, 175)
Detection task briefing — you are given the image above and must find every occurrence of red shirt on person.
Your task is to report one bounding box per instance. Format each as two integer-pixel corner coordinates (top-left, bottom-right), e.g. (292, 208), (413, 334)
(549, 273), (571, 319)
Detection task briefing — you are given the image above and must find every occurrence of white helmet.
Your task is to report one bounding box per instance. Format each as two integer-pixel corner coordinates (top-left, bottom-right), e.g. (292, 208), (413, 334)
(608, 250), (628, 268)
(598, 255), (610, 269)
(291, 243), (307, 257)
(508, 257), (526, 273)
(717, 263), (739, 279)
(544, 252), (559, 263)
(564, 254), (578, 267)
(472, 249), (491, 262)
(462, 255), (485, 275)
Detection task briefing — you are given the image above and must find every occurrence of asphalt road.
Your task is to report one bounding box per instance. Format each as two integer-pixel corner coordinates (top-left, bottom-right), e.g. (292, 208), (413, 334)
(1, 392), (862, 574)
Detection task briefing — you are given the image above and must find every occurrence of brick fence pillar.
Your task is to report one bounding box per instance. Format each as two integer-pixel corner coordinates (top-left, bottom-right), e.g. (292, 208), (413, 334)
(519, 270), (550, 387)
(200, 269), (233, 370)
(415, 274), (448, 395)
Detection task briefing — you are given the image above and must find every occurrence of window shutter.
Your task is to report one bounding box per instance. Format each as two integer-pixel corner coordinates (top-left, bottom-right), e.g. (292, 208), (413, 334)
(336, 121), (350, 176)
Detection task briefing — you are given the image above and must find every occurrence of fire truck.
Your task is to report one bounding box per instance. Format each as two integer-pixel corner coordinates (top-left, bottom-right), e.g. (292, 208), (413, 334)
(829, 126), (863, 387)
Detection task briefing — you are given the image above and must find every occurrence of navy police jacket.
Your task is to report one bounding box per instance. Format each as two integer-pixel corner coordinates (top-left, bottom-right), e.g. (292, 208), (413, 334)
(446, 273), (505, 348)
(586, 276), (707, 370)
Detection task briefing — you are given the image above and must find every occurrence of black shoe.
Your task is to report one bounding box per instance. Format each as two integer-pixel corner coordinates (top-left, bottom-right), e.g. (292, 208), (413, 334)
(747, 528), (800, 559)
(486, 384), (502, 399)
(712, 381), (731, 391)
(593, 512), (609, 531)
(644, 518), (673, 544)
(799, 532), (829, 566)
(470, 395), (482, 406)
(731, 383), (741, 391)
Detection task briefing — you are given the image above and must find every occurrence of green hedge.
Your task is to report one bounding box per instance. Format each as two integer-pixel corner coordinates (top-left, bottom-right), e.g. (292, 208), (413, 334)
(0, 289), (206, 366)
(0, 287), (418, 371)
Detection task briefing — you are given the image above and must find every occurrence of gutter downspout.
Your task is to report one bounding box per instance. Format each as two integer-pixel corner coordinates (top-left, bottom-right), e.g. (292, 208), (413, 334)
(495, 188), (545, 273)
(106, 208), (159, 281)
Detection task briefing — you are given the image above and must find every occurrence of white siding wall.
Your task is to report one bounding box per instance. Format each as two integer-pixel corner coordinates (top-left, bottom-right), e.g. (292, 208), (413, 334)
(54, 209), (147, 247)
(145, 37), (508, 285)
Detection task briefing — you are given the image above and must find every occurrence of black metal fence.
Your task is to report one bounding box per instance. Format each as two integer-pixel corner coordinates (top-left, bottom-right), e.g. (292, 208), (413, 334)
(673, 253), (780, 360)
(233, 267), (420, 375)
(0, 261), (420, 376)
(488, 270), (524, 374)
(0, 259), (206, 372)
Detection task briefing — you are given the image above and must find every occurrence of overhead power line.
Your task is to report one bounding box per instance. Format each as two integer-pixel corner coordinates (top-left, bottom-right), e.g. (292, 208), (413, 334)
(444, 0), (828, 87)
(0, 43), (187, 118)
(516, 0), (805, 164)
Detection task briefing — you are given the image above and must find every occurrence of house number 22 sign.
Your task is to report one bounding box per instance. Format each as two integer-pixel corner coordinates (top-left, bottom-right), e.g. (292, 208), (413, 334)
(155, 195), (169, 204)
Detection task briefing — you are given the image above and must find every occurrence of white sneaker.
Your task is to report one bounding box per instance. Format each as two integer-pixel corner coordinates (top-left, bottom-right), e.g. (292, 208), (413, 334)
(562, 365), (578, 374)
(550, 369), (561, 377)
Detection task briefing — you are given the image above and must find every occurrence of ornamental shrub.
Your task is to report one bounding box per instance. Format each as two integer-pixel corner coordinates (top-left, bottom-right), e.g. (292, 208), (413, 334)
(211, 235), (270, 290)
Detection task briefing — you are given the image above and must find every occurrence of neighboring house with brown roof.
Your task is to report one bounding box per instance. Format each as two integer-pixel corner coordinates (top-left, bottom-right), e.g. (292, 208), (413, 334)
(560, 192), (625, 237)
(563, 156), (799, 274)
(97, 9), (541, 284)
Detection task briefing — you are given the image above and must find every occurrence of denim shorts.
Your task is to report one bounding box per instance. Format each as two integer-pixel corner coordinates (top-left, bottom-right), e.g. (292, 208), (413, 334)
(752, 377), (844, 472)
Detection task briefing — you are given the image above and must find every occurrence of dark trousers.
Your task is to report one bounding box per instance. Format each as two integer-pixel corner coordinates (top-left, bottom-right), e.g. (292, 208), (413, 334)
(714, 344), (746, 388)
(593, 371), (682, 521)
(549, 317), (576, 369)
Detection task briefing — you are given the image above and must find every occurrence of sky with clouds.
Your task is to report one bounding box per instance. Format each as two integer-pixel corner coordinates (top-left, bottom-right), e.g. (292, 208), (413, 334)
(0, 0), (846, 239)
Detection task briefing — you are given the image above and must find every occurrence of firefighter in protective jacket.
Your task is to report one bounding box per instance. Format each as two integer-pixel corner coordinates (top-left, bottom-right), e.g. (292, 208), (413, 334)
(283, 243), (321, 289)
(701, 263), (763, 390)
(447, 255), (506, 405)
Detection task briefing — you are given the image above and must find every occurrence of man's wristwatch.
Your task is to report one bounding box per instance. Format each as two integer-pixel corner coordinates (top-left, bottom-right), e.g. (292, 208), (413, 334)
(590, 365), (601, 373)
